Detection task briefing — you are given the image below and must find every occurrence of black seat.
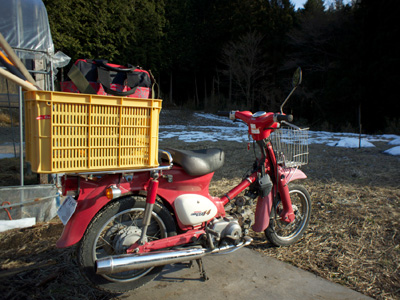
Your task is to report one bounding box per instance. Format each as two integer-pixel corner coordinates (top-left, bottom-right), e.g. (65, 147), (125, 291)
(163, 148), (225, 176)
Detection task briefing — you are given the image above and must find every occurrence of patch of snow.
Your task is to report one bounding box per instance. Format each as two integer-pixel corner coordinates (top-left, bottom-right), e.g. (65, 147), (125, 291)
(388, 138), (400, 146)
(193, 112), (240, 125)
(158, 113), (400, 149)
(381, 134), (400, 139)
(329, 138), (375, 148)
(159, 125), (187, 130)
(0, 153), (15, 159)
(384, 146), (400, 156)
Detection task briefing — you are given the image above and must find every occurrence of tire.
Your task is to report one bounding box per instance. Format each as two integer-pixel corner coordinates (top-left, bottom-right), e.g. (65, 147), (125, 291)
(265, 184), (311, 247)
(77, 195), (176, 293)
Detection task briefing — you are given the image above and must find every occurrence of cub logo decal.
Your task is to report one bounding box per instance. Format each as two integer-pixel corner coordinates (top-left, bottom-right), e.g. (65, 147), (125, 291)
(191, 209), (211, 217)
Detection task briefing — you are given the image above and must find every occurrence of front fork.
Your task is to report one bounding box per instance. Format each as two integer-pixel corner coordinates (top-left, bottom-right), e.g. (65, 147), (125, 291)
(276, 169), (295, 223)
(254, 140), (296, 231)
(261, 139), (295, 224)
(252, 168), (295, 232)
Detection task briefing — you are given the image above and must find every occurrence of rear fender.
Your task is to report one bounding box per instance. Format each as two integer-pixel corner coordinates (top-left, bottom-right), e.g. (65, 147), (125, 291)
(56, 183), (110, 248)
(56, 173), (149, 248)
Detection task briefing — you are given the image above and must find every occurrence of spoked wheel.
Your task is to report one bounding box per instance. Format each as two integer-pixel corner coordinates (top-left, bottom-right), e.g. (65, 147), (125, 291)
(77, 196), (176, 293)
(265, 184), (311, 246)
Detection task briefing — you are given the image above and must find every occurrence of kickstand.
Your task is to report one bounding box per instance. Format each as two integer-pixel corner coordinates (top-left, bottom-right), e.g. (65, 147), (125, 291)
(188, 260), (195, 268)
(196, 258), (209, 281)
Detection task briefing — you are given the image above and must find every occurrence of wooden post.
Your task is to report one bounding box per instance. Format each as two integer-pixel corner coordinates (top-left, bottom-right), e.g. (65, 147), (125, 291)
(358, 103), (362, 149)
(169, 72), (173, 104)
(34, 58), (45, 90)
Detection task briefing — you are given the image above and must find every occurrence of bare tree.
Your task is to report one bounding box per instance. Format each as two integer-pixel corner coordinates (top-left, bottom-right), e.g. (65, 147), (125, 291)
(221, 32), (267, 110)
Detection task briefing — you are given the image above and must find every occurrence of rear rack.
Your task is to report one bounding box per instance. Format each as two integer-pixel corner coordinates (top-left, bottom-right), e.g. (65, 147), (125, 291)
(64, 150), (173, 175)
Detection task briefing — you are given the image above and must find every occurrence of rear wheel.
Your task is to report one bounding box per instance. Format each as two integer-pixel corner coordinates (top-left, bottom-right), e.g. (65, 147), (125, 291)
(265, 185), (311, 246)
(77, 196), (176, 293)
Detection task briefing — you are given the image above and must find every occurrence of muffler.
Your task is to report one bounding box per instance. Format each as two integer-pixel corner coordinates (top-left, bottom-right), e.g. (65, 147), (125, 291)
(95, 236), (252, 275)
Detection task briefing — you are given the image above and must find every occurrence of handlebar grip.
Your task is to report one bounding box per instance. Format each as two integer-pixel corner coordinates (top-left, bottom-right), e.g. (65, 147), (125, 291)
(276, 114), (293, 122)
(217, 111), (230, 117)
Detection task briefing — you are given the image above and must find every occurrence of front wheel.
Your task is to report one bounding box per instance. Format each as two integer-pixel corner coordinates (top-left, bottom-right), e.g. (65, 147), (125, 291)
(77, 196), (176, 293)
(265, 184), (311, 246)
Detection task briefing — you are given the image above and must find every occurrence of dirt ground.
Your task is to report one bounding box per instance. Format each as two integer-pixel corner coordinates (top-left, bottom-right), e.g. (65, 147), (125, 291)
(0, 109), (399, 299)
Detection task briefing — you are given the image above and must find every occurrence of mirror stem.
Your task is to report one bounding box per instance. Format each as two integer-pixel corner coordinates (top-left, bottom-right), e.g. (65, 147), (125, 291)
(280, 86), (298, 114)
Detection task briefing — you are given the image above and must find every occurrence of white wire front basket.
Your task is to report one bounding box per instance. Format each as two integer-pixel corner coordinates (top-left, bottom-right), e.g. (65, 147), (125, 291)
(270, 126), (309, 168)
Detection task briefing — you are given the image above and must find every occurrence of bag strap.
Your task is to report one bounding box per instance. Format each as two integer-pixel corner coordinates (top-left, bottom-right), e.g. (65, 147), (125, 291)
(97, 67), (138, 96)
(94, 59), (134, 72)
(67, 64), (96, 94)
(149, 70), (158, 99)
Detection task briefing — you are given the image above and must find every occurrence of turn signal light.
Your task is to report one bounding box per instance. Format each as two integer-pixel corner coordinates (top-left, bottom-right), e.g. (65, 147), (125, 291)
(105, 186), (122, 200)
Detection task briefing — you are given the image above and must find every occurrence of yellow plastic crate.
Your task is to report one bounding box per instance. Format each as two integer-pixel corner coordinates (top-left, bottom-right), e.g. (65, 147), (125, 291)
(24, 91), (161, 174)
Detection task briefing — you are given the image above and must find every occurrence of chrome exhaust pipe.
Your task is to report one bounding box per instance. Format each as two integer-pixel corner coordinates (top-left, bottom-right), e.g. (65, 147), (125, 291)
(96, 248), (206, 275)
(95, 236), (253, 275)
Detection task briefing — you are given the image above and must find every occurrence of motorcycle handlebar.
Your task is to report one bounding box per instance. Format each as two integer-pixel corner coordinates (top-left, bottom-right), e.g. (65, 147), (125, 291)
(216, 111), (230, 117)
(218, 111), (293, 123)
(275, 114), (293, 123)
(216, 110), (295, 140)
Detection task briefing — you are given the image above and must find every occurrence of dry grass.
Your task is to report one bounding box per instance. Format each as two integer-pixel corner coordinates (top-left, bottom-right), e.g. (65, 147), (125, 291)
(0, 108), (19, 127)
(0, 158), (38, 186)
(251, 181), (400, 299)
(0, 111), (12, 125)
(0, 221), (115, 300)
(209, 141), (400, 300)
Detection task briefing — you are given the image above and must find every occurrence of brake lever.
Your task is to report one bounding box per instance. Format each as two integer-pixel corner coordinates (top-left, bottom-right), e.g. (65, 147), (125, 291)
(281, 120), (302, 130)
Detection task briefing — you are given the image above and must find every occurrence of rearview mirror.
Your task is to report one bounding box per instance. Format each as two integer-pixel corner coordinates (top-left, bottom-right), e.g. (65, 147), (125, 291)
(292, 67), (302, 87)
(280, 67), (303, 114)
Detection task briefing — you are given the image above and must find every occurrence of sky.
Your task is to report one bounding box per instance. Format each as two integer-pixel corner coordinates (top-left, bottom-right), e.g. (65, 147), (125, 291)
(291, 0), (308, 10)
(291, 0), (352, 10)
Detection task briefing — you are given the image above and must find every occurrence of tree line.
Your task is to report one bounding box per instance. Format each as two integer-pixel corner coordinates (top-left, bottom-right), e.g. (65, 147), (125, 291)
(43, 0), (400, 133)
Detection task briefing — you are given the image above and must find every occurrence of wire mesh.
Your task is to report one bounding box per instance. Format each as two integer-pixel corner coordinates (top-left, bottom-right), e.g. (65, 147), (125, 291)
(270, 126), (309, 167)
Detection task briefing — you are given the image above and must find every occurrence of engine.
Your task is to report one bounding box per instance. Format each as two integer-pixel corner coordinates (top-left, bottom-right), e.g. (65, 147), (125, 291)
(208, 216), (242, 244)
(173, 192), (256, 248)
(207, 193), (255, 247)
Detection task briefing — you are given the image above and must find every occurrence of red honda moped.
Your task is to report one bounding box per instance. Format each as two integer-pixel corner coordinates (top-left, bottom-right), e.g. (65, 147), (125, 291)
(56, 67), (311, 292)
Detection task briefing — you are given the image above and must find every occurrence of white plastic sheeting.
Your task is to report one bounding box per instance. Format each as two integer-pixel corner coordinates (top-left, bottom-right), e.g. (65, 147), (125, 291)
(0, 0), (54, 58)
(0, 184), (60, 223)
(0, 0), (70, 80)
(0, 218), (36, 233)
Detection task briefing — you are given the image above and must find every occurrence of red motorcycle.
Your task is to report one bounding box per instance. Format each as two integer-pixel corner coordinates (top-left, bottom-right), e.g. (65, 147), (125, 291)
(56, 68), (311, 292)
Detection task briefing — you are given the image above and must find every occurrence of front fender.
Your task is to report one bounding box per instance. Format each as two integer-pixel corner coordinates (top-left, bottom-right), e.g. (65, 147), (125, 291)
(282, 167), (307, 183)
(251, 168), (307, 233)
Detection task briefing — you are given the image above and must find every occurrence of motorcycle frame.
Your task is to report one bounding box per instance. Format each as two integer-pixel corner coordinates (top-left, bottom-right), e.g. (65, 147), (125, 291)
(57, 149), (305, 251)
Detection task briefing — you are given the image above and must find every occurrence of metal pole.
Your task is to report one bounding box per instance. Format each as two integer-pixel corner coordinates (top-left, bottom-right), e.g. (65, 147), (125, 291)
(50, 58), (54, 91)
(18, 86), (24, 186)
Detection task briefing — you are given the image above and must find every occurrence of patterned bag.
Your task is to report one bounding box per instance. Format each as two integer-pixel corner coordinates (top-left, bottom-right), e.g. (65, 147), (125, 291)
(61, 59), (154, 98)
